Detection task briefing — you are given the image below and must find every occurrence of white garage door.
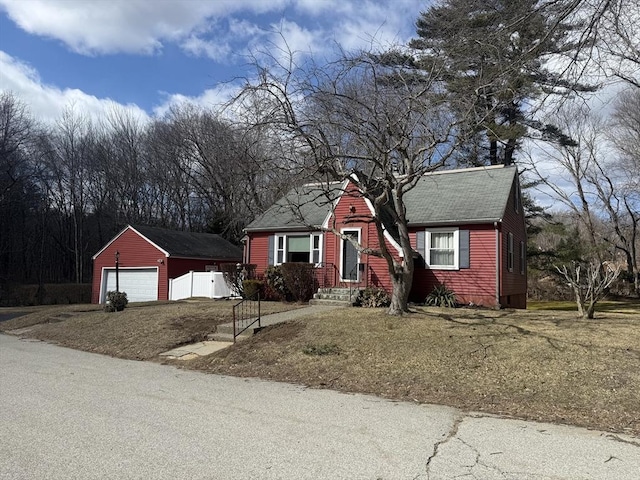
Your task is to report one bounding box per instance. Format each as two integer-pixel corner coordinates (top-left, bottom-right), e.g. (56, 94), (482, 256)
(101, 268), (159, 303)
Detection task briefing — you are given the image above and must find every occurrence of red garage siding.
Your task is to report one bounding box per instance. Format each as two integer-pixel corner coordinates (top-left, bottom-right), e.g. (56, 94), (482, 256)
(92, 227), (243, 303)
(91, 228), (167, 303)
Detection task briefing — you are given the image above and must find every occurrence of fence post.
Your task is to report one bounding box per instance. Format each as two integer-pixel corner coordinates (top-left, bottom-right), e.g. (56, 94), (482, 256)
(210, 271), (215, 299)
(189, 271), (194, 297)
(169, 278), (173, 301)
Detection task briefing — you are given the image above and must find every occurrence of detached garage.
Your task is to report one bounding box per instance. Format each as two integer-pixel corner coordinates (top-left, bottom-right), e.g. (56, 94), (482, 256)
(91, 225), (243, 304)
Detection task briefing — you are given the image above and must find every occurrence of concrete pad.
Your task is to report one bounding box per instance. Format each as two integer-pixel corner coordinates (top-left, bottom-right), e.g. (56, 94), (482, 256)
(159, 341), (233, 359)
(5, 326), (35, 335)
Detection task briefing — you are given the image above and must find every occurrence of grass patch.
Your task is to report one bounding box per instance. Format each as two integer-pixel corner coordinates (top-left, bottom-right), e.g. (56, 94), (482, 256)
(302, 342), (341, 356)
(1, 300), (303, 360)
(181, 306), (640, 437)
(528, 298), (640, 315)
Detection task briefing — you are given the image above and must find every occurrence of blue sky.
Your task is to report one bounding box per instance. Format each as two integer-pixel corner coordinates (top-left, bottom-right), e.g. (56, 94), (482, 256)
(0, 0), (427, 122)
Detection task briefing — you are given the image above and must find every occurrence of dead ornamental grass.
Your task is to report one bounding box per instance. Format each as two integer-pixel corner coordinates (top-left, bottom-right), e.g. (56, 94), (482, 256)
(1, 300), (303, 360)
(183, 306), (640, 436)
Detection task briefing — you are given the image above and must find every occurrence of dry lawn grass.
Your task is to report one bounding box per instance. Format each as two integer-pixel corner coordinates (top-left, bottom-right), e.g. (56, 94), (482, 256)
(179, 305), (640, 436)
(3, 298), (638, 435)
(0, 300), (302, 360)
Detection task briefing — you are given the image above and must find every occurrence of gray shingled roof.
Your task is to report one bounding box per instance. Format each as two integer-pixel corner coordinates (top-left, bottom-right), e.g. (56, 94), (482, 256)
(404, 166), (516, 225)
(245, 183), (343, 231)
(245, 166), (517, 231)
(132, 225), (243, 259)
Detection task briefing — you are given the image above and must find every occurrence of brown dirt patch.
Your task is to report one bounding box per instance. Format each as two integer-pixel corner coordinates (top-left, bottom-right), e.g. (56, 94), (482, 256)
(177, 306), (640, 436)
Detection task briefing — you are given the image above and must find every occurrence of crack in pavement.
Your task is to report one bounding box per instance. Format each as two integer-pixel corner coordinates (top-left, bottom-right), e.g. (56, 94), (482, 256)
(425, 413), (465, 479)
(605, 434), (640, 448)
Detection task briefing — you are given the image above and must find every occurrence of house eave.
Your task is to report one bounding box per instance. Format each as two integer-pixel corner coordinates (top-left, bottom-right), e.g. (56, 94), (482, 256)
(409, 218), (502, 227)
(167, 255), (241, 261)
(245, 225), (323, 233)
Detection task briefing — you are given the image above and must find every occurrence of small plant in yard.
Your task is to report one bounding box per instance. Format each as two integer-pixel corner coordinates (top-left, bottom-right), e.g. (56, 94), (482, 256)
(242, 279), (263, 299)
(104, 291), (128, 312)
(356, 287), (391, 308)
(425, 284), (457, 308)
(302, 343), (341, 356)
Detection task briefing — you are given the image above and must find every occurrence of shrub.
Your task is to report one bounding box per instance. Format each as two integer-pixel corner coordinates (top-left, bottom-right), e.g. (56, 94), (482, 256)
(220, 263), (257, 297)
(263, 265), (288, 300)
(356, 287), (391, 308)
(104, 291), (128, 312)
(280, 262), (316, 302)
(242, 279), (263, 299)
(425, 284), (458, 308)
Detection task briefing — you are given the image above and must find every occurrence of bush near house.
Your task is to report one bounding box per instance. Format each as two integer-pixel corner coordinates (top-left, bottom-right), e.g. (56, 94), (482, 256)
(425, 284), (458, 308)
(355, 287), (391, 308)
(242, 280), (264, 299)
(280, 262), (316, 302)
(104, 291), (128, 312)
(263, 265), (288, 301)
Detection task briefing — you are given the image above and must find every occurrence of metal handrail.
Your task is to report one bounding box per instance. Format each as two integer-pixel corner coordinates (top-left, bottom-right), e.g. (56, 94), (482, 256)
(232, 293), (261, 342)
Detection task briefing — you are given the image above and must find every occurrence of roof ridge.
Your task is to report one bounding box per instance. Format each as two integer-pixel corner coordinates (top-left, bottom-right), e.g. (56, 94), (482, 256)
(425, 164), (510, 176)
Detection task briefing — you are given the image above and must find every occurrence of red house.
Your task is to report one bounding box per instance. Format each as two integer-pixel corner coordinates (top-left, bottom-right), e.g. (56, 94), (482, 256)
(244, 165), (527, 308)
(91, 225), (242, 303)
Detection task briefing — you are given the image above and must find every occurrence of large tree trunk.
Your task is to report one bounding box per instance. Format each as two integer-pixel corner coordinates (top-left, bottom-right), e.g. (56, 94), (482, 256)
(387, 261), (413, 315)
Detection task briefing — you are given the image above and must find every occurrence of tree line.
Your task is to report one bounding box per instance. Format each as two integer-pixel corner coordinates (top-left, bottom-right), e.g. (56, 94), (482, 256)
(0, 96), (299, 285)
(1, 0), (638, 312)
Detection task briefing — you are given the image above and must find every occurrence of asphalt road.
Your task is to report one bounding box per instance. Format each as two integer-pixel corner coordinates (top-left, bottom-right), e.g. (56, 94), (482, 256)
(1, 334), (638, 480)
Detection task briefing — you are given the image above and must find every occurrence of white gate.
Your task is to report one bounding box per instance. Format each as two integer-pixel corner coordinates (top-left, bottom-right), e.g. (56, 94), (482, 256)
(169, 271), (238, 300)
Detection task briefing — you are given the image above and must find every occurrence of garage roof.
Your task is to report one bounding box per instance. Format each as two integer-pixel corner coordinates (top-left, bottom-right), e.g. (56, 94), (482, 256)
(93, 225), (243, 260)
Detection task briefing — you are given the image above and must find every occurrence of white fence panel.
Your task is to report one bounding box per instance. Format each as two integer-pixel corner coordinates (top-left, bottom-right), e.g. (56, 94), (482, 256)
(169, 271), (237, 300)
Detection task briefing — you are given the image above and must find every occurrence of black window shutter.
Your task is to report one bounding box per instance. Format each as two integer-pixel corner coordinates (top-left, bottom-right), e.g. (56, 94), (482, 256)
(267, 235), (275, 265)
(416, 230), (425, 256)
(459, 230), (470, 269)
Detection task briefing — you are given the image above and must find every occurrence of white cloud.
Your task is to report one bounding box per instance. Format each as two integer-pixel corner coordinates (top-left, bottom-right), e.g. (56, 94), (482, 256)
(0, 51), (149, 123)
(0, 0), (424, 58)
(0, 0), (290, 56)
(152, 83), (243, 118)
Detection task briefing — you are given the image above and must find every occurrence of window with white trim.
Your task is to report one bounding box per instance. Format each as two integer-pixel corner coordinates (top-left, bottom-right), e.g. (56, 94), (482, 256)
(426, 228), (459, 269)
(519, 241), (526, 275)
(274, 233), (323, 265)
(507, 232), (514, 272)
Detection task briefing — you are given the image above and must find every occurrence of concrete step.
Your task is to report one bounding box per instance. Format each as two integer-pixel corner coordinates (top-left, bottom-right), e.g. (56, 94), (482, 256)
(215, 321), (260, 336)
(313, 293), (352, 301)
(309, 298), (353, 307)
(316, 287), (353, 295)
(207, 331), (252, 342)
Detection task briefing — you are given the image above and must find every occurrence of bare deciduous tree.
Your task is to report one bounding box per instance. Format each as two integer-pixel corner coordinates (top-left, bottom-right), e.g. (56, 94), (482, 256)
(233, 47), (466, 314)
(556, 261), (620, 318)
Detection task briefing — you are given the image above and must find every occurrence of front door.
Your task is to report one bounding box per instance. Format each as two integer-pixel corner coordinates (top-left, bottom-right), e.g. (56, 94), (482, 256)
(341, 230), (360, 281)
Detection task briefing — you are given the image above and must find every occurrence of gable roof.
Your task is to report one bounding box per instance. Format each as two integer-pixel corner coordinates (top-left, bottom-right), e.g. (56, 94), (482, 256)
(93, 225), (243, 260)
(245, 165), (517, 232)
(245, 182), (344, 231)
(404, 165), (517, 225)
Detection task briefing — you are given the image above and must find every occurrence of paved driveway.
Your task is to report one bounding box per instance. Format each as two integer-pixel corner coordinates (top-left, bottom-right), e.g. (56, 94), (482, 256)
(1, 334), (638, 479)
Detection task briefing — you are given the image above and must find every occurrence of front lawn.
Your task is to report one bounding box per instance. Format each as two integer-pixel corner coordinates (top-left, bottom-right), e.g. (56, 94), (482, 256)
(3, 300), (639, 436)
(0, 300), (302, 360)
(178, 305), (640, 437)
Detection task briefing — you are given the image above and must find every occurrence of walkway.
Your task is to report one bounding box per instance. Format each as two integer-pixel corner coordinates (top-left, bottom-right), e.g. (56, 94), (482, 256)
(159, 304), (340, 359)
